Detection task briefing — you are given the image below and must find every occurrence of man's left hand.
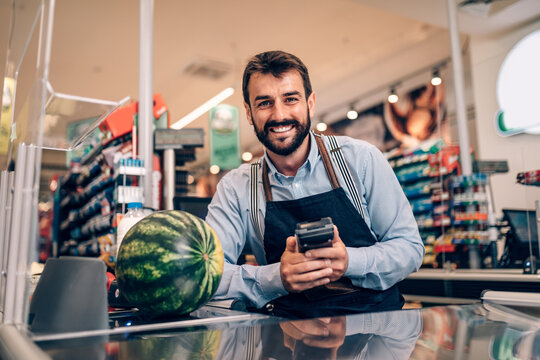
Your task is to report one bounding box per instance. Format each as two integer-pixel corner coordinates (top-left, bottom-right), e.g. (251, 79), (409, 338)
(304, 225), (348, 282)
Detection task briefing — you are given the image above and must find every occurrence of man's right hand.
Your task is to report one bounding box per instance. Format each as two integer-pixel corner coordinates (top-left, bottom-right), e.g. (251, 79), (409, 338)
(280, 236), (333, 293)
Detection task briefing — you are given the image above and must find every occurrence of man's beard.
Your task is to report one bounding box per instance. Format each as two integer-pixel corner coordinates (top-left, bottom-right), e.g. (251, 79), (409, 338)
(252, 109), (311, 156)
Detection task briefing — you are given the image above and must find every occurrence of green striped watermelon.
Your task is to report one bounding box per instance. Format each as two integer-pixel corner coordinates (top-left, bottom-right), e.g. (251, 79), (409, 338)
(115, 210), (224, 316)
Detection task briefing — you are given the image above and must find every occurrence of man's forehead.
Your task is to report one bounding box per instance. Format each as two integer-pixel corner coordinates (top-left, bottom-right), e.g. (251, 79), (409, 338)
(249, 70), (304, 95)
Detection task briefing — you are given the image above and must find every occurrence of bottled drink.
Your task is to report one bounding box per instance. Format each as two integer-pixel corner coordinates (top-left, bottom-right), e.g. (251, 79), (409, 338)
(116, 202), (144, 256)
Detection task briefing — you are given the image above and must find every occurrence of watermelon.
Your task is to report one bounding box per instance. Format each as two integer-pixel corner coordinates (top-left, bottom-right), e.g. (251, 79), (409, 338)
(116, 210), (224, 316)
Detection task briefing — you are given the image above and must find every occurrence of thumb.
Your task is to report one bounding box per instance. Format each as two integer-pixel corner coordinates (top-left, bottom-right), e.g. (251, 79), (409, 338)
(286, 236), (298, 252)
(332, 225), (340, 244)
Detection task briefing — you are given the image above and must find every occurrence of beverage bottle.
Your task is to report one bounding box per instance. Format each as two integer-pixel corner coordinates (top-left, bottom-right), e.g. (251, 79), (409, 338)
(116, 202), (144, 256)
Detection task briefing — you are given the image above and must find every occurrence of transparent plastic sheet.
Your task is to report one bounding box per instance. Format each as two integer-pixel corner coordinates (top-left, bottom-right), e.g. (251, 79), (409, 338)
(1, 0), (42, 170)
(0, 0), (128, 328)
(1, 0), (51, 328)
(42, 83), (129, 151)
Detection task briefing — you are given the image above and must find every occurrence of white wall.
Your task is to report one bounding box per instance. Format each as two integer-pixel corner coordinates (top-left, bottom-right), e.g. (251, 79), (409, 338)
(470, 19), (540, 214)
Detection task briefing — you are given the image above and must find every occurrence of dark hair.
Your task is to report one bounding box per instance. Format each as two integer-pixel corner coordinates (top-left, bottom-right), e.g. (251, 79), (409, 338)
(242, 50), (312, 106)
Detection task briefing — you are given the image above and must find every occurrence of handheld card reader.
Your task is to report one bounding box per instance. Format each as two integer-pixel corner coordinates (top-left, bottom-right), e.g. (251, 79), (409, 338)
(295, 217), (334, 253)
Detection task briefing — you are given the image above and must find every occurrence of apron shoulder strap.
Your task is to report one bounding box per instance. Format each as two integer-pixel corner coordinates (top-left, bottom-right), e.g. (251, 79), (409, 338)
(325, 134), (366, 220)
(313, 132), (340, 189)
(249, 161), (264, 242)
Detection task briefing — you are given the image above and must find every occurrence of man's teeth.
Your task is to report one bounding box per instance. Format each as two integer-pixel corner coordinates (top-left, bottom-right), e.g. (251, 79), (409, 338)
(271, 125), (293, 133)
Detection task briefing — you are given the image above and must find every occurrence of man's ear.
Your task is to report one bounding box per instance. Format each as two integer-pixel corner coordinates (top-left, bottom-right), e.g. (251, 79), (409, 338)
(244, 102), (253, 125)
(307, 92), (316, 118)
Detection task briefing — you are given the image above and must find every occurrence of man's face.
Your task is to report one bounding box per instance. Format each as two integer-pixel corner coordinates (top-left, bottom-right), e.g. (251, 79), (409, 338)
(244, 70), (315, 156)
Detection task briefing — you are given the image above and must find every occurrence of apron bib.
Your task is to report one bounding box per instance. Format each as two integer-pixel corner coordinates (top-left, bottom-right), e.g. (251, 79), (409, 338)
(260, 134), (403, 318)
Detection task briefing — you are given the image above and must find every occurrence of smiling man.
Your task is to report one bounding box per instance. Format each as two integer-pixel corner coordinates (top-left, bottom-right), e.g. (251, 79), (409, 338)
(206, 50), (424, 319)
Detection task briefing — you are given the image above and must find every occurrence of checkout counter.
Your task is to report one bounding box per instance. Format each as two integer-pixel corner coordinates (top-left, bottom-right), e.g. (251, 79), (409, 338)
(2, 297), (540, 359)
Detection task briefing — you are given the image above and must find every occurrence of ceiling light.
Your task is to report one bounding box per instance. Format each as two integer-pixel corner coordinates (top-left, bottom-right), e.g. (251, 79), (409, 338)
(388, 88), (399, 104)
(431, 69), (442, 86)
(346, 104), (358, 120)
(171, 87), (234, 129)
(209, 165), (220, 174)
(316, 122), (328, 132)
(241, 152), (253, 162)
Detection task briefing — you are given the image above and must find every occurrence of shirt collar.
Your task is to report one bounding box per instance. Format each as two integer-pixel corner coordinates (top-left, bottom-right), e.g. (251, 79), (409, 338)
(263, 131), (319, 180)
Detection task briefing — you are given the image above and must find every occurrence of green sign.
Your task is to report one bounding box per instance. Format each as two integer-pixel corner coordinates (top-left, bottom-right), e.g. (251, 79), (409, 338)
(209, 104), (240, 170)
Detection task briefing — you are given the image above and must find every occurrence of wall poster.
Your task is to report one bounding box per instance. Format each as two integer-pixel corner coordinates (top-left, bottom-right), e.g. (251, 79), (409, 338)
(330, 82), (449, 152)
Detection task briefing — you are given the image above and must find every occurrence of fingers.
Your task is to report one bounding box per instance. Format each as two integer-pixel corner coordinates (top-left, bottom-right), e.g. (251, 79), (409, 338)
(281, 266), (332, 293)
(305, 245), (342, 260)
(303, 229), (348, 282)
(302, 317), (346, 348)
(302, 336), (343, 349)
(280, 319), (331, 339)
(286, 277), (331, 293)
(280, 318), (347, 350)
(281, 249), (333, 292)
(292, 258), (331, 273)
(306, 227), (342, 259)
(285, 266), (333, 285)
(281, 228), (348, 292)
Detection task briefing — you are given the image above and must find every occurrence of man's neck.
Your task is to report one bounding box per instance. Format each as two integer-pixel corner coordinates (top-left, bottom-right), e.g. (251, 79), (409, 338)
(266, 136), (311, 177)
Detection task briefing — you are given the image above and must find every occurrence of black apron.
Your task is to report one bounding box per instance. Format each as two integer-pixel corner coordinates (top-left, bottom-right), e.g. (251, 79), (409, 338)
(260, 134), (403, 319)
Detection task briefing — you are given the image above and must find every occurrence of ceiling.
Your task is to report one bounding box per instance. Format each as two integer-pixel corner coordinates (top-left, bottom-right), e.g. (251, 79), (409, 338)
(3, 0), (540, 183)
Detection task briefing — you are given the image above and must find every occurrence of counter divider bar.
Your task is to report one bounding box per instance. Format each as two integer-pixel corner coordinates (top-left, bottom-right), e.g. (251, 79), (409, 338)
(31, 313), (266, 342)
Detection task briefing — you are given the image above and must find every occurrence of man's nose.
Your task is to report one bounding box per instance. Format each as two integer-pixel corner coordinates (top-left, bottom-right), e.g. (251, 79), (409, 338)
(271, 101), (287, 121)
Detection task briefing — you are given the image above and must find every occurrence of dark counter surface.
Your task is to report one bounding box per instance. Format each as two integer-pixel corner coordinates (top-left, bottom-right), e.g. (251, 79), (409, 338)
(30, 300), (540, 359)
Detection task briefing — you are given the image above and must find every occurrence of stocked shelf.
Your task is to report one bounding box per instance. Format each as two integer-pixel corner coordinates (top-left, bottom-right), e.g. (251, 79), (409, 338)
(416, 215), (451, 229)
(388, 142), (484, 268)
(431, 191), (449, 202)
(388, 142), (459, 258)
(402, 180), (432, 199)
(54, 131), (132, 257)
(451, 173), (488, 188)
(389, 153), (429, 170)
(410, 197), (433, 214)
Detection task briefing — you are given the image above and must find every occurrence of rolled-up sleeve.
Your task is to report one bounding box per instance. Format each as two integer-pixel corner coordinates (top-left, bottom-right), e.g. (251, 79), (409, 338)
(344, 145), (424, 290)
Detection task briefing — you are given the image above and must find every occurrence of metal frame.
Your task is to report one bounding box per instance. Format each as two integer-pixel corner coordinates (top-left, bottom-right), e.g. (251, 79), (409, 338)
(446, 0), (472, 176)
(139, 0), (154, 209)
(3, 144), (28, 325)
(2, 144), (40, 326)
(0, 171), (12, 316)
(42, 83), (130, 151)
(163, 148), (175, 210)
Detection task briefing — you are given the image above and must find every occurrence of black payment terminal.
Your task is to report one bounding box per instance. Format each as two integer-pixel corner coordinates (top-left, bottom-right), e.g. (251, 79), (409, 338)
(295, 217), (334, 253)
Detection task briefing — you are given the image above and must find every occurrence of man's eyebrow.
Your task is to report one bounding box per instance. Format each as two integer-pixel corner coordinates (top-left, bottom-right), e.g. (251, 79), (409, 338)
(283, 91), (302, 97)
(254, 95), (272, 102)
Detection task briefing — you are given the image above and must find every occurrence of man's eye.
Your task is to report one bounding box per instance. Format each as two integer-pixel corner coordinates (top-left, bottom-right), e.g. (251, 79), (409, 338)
(258, 100), (271, 107)
(285, 97), (298, 103)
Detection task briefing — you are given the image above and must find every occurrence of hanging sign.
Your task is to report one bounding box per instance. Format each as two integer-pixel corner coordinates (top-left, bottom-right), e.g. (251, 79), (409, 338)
(209, 104), (240, 170)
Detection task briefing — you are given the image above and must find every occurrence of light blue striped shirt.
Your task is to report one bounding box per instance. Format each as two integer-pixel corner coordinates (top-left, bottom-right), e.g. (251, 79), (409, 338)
(206, 132), (424, 308)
